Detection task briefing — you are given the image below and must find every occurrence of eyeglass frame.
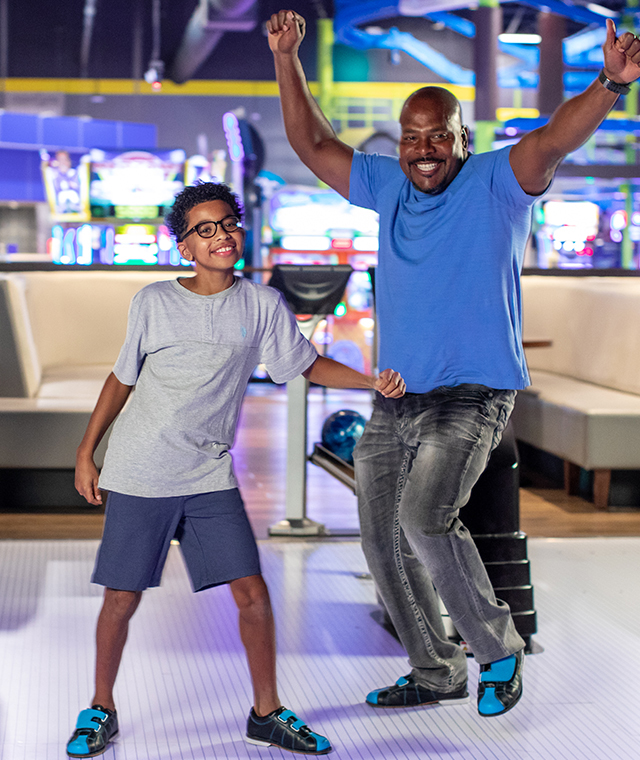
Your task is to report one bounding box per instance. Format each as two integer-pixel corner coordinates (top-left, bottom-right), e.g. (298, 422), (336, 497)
(180, 215), (243, 242)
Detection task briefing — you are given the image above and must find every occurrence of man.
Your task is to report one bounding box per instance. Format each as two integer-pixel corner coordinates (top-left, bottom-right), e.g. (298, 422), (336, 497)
(267, 9), (640, 718)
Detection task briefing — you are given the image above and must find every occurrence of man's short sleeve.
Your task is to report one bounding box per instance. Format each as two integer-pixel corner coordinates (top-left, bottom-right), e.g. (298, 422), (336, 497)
(112, 291), (146, 386)
(260, 293), (318, 385)
(478, 146), (544, 209)
(350, 150), (401, 212)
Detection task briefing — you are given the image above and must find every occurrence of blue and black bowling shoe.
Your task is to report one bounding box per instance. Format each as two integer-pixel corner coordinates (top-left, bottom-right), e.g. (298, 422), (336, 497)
(477, 649), (524, 717)
(246, 706), (332, 754)
(366, 674), (470, 708)
(66, 705), (118, 757)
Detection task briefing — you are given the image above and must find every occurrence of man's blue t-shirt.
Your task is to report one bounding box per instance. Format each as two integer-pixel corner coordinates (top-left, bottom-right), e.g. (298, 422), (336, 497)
(350, 146), (536, 393)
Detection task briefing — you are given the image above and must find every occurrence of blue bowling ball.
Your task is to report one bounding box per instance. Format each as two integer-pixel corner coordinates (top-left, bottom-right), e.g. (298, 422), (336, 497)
(321, 409), (366, 464)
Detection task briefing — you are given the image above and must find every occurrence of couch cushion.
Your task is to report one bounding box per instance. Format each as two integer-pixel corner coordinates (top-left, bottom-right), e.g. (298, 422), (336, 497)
(0, 275), (42, 397)
(39, 365), (113, 401)
(19, 271), (179, 371)
(512, 369), (640, 470)
(522, 276), (640, 396)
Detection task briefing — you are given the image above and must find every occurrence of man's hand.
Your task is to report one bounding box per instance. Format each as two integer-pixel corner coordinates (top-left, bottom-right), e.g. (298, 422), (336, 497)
(374, 368), (406, 399)
(603, 18), (640, 84)
(267, 9), (306, 55)
(75, 453), (103, 506)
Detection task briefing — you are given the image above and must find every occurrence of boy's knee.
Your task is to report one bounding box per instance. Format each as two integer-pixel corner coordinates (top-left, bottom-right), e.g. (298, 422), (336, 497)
(231, 575), (271, 616)
(103, 588), (142, 619)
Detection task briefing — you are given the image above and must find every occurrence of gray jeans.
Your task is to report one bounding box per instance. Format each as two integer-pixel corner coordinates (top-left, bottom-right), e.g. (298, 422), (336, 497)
(353, 384), (525, 692)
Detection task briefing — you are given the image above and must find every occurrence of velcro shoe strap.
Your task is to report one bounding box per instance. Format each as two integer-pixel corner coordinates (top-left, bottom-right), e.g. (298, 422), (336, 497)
(277, 710), (305, 732)
(76, 709), (109, 730)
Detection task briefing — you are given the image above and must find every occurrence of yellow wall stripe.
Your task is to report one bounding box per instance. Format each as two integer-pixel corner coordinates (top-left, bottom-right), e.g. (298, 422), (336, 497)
(2, 78), (475, 102)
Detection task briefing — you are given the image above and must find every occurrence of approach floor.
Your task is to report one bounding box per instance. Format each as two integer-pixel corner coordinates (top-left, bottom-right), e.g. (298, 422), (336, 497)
(0, 537), (638, 759)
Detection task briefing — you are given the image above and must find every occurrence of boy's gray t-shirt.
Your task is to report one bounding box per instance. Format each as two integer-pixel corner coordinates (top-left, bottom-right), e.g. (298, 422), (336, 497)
(98, 276), (317, 497)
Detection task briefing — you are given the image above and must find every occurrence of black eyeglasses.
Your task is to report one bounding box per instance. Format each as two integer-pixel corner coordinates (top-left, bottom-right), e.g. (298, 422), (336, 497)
(181, 215), (242, 241)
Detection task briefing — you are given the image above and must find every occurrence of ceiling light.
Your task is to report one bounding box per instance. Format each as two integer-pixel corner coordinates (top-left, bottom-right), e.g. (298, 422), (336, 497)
(499, 33), (541, 44)
(586, 3), (617, 17)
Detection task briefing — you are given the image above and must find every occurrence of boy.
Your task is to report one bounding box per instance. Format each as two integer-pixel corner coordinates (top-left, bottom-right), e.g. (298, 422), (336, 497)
(67, 181), (405, 757)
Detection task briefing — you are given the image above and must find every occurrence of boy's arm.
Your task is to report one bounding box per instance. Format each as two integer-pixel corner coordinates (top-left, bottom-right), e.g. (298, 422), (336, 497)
(302, 356), (405, 398)
(267, 9), (354, 198)
(75, 372), (134, 506)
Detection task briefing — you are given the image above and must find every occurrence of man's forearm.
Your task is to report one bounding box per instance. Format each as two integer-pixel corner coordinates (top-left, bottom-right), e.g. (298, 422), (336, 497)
(273, 51), (337, 163)
(537, 77), (619, 161)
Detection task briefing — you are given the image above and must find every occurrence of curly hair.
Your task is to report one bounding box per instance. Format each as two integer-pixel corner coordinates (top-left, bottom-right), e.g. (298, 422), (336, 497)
(165, 182), (244, 241)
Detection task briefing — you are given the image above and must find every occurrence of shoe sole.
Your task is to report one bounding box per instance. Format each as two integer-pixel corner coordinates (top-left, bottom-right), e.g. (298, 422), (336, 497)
(366, 694), (470, 709)
(245, 735), (332, 755)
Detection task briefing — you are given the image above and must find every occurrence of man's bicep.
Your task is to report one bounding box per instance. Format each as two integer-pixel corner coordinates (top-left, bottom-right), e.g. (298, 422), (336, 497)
(509, 129), (561, 197)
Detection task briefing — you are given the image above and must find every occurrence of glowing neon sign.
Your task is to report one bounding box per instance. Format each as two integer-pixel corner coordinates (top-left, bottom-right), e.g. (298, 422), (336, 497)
(223, 112), (245, 163)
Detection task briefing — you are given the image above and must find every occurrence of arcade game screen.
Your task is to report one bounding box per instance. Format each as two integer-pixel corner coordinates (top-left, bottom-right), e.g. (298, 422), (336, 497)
(41, 150), (91, 222)
(89, 148), (185, 219)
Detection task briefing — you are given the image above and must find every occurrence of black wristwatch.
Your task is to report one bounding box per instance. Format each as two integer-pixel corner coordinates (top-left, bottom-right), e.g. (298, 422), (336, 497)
(598, 68), (631, 96)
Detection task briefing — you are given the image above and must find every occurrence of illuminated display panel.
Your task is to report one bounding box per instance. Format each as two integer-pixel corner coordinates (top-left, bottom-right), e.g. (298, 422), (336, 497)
(269, 185), (379, 248)
(40, 150), (91, 222)
(89, 149), (186, 219)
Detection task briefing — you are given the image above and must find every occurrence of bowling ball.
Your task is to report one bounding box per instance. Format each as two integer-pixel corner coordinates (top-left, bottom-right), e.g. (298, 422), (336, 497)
(321, 409), (366, 464)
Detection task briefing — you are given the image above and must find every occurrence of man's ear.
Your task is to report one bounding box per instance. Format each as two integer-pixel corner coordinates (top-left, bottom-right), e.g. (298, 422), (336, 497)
(462, 125), (470, 150)
(177, 241), (191, 260)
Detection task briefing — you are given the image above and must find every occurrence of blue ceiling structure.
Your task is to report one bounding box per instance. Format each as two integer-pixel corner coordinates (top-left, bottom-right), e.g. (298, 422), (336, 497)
(332, 0), (633, 90)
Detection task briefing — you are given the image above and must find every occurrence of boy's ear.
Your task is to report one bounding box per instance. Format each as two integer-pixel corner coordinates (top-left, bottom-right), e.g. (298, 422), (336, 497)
(177, 241), (191, 260)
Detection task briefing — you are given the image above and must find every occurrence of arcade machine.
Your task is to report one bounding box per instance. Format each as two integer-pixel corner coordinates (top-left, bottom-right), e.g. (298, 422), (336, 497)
(41, 147), (188, 267)
(532, 197), (640, 269)
(222, 110), (264, 272)
(267, 264), (353, 537)
(266, 185), (379, 374)
(41, 108), (264, 271)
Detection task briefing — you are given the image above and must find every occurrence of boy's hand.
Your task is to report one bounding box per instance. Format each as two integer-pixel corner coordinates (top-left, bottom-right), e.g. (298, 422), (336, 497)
(75, 453), (103, 506)
(267, 9), (306, 55)
(375, 368), (406, 398)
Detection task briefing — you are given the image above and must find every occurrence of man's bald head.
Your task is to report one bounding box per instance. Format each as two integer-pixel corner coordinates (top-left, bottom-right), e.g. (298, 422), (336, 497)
(401, 87), (463, 127)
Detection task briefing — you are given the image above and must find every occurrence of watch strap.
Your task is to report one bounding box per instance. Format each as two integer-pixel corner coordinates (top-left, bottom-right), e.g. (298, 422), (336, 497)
(598, 68), (631, 96)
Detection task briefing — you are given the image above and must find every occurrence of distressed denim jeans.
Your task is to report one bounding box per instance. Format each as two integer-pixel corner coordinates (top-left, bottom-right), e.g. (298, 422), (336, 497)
(353, 384), (525, 692)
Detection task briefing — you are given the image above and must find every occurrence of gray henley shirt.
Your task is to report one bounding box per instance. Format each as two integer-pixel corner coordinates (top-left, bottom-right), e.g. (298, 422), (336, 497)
(98, 276), (317, 497)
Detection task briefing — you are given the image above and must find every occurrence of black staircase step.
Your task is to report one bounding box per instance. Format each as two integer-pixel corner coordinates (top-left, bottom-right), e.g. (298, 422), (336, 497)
(493, 585), (535, 613)
(485, 560), (531, 588)
(512, 609), (537, 636)
(472, 532), (528, 562)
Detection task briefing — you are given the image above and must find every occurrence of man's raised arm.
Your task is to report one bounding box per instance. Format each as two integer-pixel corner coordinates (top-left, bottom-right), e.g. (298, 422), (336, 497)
(267, 9), (354, 198)
(510, 18), (640, 196)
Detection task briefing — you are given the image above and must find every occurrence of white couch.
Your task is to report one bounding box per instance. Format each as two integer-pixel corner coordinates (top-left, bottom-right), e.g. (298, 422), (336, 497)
(3, 270), (639, 511)
(0, 270), (186, 469)
(514, 275), (640, 509)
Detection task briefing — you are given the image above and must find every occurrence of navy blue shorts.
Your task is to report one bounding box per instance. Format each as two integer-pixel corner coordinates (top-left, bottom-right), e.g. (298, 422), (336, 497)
(92, 488), (261, 592)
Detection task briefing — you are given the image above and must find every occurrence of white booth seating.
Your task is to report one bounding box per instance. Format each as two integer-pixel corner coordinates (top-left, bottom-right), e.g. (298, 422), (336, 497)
(515, 275), (640, 510)
(0, 271), (183, 470)
(3, 270), (640, 511)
